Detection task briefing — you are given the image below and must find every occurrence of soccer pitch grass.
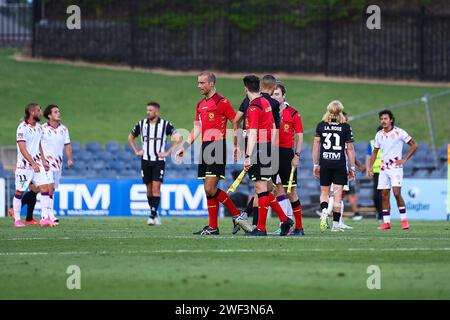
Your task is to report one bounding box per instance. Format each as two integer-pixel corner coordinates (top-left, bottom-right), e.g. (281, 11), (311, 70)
(0, 48), (449, 146)
(1, 217), (449, 300)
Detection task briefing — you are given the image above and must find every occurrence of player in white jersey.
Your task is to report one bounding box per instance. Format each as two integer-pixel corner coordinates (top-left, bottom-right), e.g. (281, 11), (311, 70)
(368, 110), (417, 230)
(11, 103), (55, 228)
(41, 105), (73, 224)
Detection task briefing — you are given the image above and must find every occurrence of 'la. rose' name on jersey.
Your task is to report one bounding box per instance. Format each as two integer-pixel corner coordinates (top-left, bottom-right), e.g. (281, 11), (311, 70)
(374, 126), (412, 170)
(315, 121), (354, 168)
(41, 122), (71, 171)
(195, 92), (236, 142)
(16, 121), (43, 170)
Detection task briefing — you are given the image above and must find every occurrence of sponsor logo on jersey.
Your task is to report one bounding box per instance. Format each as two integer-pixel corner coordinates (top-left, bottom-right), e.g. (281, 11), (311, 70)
(323, 152), (341, 160)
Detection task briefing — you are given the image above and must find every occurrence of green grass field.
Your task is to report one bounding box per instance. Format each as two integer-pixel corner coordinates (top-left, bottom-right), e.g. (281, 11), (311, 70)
(0, 48), (448, 146)
(1, 217), (449, 299)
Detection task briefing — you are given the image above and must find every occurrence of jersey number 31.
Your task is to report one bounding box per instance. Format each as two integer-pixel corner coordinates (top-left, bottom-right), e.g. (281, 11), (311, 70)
(322, 133), (342, 150)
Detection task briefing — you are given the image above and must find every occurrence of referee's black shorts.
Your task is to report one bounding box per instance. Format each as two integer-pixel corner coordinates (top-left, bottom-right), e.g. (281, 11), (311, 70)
(248, 142), (274, 182)
(198, 140), (226, 180)
(320, 166), (348, 187)
(142, 159), (165, 184)
(271, 147), (297, 187)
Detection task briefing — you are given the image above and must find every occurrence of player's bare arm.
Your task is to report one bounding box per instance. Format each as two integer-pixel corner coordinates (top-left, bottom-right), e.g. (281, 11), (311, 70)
(355, 157), (365, 173)
(127, 133), (144, 157)
(65, 143), (73, 167)
(159, 132), (183, 158)
(175, 121), (201, 161)
(244, 128), (257, 171)
(312, 136), (320, 178)
(39, 142), (50, 172)
(346, 142), (356, 180)
(396, 139), (417, 166)
(367, 147), (379, 178)
(18, 141), (39, 173)
(292, 132), (303, 168)
(232, 111), (243, 161)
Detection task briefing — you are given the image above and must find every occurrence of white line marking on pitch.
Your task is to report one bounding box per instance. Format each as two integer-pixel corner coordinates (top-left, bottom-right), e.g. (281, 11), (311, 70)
(1, 248), (450, 256)
(2, 235), (450, 242)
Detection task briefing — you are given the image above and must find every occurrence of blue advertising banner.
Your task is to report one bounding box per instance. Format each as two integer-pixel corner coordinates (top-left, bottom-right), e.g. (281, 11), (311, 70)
(33, 179), (209, 217)
(389, 179), (447, 220)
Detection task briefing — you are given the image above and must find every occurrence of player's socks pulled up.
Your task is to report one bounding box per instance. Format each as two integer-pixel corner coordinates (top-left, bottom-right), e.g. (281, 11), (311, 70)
(291, 200), (303, 230)
(252, 207), (258, 226)
(399, 206), (407, 221)
(268, 193), (287, 222)
(13, 194), (22, 222)
(206, 196), (219, 229)
(382, 210), (391, 224)
(277, 195), (292, 219)
(256, 192), (270, 232)
(215, 189), (240, 217)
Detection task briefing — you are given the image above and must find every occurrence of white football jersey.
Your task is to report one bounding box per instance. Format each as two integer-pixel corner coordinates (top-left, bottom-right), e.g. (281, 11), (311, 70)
(16, 121), (43, 170)
(41, 122), (71, 171)
(374, 126), (412, 170)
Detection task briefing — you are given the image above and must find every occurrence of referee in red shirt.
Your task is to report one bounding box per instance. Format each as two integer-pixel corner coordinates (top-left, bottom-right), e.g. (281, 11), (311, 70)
(271, 82), (305, 236)
(242, 75), (293, 236)
(175, 71), (250, 235)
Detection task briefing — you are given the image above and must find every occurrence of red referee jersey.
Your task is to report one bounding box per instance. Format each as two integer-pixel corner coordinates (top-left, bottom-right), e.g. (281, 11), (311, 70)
(276, 104), (303, 148)
(195, 92), (236, 142)
(245, 96), (274, 143)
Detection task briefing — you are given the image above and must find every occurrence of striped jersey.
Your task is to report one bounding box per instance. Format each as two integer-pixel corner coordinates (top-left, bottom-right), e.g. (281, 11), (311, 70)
(16, 121), (43, 170)
(41, 122), (71, 171)
(131, 117), (176, 161)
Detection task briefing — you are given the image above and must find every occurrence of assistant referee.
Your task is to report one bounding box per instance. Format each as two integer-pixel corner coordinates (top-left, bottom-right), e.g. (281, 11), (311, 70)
(128, 102), (182, 225)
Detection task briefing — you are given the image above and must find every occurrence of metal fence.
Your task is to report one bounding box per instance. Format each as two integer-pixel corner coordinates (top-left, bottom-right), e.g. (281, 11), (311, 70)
(0, 2), (32, 47)
(30, 0), (450, 81)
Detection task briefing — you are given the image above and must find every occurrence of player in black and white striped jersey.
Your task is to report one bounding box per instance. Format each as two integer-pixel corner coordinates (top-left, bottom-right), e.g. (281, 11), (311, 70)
(128, 102), (182, 225)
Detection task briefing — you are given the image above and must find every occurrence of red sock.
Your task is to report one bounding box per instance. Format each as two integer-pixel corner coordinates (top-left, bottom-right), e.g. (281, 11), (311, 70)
(268, 193), (287, 222)
(207, 197), (219, 229)
(256, 193), (270, 231)
(216, 189), (240, 217)
(292, 200), (303, 230)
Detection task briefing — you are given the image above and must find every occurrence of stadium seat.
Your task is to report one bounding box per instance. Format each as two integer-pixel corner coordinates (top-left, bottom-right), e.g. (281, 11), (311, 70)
(94, 150), (113, 162)
(109, 161), (124, 172)
(71, 160), (88, 172)
(89, 161), (106, 172)
(75, 150), (93, 162)
(71, 141), (82, 152)
(86, 142), (102, 153)
(105, 142), (121, 153)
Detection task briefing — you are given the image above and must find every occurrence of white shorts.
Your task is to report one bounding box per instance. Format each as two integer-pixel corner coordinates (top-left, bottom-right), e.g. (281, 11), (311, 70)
(15, 167), (50, 192)
(47, 170), (62, 189)
(378, 168), (403, 189)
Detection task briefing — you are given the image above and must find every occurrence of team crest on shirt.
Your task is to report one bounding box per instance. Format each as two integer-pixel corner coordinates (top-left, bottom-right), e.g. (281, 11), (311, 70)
(209, 113), (215, 120)
(284, 124), (290, 132)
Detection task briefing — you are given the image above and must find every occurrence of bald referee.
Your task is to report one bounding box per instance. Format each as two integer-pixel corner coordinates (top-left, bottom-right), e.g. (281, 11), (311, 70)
(128, 102), (182, 225)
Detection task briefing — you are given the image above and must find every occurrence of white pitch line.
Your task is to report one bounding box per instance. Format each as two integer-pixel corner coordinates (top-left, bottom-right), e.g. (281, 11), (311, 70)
(2, 235), (450, 242)
(1, 248), (450, 256)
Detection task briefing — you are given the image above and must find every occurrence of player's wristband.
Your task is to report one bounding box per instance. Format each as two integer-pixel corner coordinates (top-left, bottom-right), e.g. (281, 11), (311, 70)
(313, 164), (319, 167)
(294, 151), (301, 158)
(350, 166), (356, 171)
